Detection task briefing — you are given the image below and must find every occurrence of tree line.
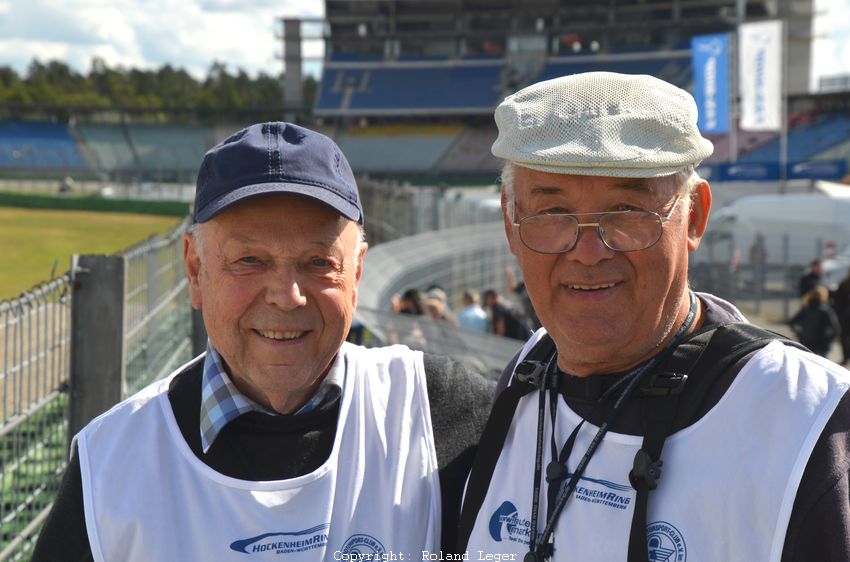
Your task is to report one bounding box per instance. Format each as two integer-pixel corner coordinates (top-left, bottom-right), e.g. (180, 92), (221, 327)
(0, 58), (317, 122)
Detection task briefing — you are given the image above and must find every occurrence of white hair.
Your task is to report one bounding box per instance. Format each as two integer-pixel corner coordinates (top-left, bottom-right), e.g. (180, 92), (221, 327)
(500, 161), (702, 222)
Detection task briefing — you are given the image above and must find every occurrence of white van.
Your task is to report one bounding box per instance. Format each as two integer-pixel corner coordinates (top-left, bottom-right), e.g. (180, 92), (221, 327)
(695, 190), (850, 267)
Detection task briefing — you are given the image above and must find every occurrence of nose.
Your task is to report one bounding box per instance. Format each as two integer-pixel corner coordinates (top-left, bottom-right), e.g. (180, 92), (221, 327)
(566, 223), (615, 265)
(265, 268), (307, 310)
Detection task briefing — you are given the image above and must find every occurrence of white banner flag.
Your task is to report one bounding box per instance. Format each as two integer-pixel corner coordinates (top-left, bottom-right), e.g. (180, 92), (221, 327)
(738, 20), (782, 131)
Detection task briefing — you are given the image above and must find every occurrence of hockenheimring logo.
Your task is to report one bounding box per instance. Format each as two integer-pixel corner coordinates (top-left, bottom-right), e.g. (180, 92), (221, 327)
(229, 523), (330, 555)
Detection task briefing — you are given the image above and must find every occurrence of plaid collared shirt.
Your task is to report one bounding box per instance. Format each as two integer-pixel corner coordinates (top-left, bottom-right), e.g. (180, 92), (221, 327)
(199, 344), (344, 453)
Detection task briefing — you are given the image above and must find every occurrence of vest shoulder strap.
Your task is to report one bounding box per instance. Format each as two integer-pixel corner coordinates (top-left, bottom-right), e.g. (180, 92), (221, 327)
(457, 334), (554, 553)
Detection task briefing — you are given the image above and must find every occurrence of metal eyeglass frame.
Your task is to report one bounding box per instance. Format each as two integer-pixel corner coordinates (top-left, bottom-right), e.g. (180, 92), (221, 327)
(511, 195), (681, 254)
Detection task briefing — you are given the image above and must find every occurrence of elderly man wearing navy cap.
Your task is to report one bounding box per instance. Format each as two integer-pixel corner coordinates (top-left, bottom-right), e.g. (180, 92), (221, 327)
(458, 73), (850, 561)
(33, 123), (495, 561)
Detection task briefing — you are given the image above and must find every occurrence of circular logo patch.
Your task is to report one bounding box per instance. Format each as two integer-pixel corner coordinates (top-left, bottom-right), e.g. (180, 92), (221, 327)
(646, 521), (687, 562)
(341, 534), (386, 557)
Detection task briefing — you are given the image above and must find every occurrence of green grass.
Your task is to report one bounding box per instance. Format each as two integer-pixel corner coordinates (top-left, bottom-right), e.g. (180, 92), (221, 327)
(0, 207), (181, 300)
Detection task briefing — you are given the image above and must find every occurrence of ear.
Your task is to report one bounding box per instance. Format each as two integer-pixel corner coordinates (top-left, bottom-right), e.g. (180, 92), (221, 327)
(501, 189), (521, 257)
(184, 233), (204, 310)
(687, 180), (712, 252)
(351, 241), (368, 308)
(354, 242), (368, 284)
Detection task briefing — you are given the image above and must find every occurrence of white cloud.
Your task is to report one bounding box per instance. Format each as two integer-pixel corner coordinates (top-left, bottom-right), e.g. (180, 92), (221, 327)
(0, 0), (324, 79)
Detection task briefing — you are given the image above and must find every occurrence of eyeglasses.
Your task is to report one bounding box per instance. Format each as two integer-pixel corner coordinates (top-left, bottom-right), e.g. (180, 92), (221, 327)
(512, 196), (680, 254)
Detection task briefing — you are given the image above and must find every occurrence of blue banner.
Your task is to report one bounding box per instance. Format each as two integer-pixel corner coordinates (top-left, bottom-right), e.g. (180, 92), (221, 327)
(692, 33), (731, 134)
(787, 160), (848, 180)
(699, 160), (847, 182)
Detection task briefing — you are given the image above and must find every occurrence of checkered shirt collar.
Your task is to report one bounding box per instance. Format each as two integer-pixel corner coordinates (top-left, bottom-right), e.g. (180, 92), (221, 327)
(199, 343), (344, 453)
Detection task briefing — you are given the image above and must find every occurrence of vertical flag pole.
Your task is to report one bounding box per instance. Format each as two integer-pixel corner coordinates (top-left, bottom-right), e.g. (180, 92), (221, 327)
(779, 19), (788, 194)
(731, 0), (745, 162)
(730, 30), (739, 162)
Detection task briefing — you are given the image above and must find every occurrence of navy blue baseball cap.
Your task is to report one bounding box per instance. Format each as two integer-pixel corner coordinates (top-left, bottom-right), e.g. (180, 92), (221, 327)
(193, 122), (363, 224)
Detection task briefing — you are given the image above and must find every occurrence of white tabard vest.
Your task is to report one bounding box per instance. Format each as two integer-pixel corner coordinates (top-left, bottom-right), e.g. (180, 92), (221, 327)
(467, 329), (850, 562)
(77, 342), (440, 562)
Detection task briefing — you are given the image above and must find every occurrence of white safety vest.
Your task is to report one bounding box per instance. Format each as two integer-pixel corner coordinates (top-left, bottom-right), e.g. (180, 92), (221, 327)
(77, 342), (440, 562)
(467, 330), (850, 562)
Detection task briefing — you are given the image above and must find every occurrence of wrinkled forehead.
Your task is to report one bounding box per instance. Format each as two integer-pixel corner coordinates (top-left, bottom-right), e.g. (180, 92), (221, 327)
(195, 194), (359, 245)
(513, 166), (676, 201)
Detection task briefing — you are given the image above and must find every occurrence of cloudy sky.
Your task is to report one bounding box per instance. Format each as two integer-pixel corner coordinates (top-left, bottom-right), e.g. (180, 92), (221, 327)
(0, 0), (847, 91)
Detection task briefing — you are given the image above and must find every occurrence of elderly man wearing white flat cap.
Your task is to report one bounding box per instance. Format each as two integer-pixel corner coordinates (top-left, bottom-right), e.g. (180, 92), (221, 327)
(458, 72), (850, 562)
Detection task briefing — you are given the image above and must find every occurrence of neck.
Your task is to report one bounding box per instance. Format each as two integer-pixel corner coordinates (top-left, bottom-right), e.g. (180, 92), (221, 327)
(557, 293), (703, 378)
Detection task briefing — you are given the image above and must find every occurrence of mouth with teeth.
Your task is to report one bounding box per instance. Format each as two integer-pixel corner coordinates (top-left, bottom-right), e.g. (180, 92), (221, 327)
(566, 283), (617, 291)
(256, 329), (306, 341)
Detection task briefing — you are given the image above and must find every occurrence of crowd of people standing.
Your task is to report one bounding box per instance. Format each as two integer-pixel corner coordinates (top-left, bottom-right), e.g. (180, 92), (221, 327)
(391, 278), (535, 341)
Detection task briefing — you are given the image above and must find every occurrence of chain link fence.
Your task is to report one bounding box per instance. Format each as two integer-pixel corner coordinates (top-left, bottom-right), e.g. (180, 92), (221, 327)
(123, 218), (195, 396)
(0, 217), (200, 561)
(0, 277), (71, 561)
(690, 231), (816, 322)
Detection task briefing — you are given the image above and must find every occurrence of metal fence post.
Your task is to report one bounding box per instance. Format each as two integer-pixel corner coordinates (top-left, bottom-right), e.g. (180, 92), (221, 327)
(68, 254), (126, 443)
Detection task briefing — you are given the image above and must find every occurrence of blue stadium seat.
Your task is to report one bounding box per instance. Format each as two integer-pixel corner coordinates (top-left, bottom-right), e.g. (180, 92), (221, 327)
(315, 62), (504, 113)
(739, 114), (850, 163)
(0, 122), (90, 171)
(537, 54), (689, 87)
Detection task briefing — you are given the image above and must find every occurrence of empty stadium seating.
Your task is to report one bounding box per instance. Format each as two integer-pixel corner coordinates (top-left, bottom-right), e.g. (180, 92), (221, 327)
(0, 122), (90, 171)
(740, 114), (850, 163)
(76, 122), (213, 178)
(537, 52), (691, 88)
(436, 125), (501, 174)
(75, 123), (137, 171)
(337, 124), (463, 173)
(315, 61), (504, 114)
(128, 125), (210, 174)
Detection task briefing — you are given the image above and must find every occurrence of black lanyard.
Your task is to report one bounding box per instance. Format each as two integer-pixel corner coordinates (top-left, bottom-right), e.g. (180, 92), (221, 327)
(525, 291), (698, 561)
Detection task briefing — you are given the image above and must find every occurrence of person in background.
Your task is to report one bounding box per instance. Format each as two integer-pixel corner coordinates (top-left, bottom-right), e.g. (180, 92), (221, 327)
(392, 287), (424, 315)
(799, 259), (823, 297)
(457, 290), (489, 333)
(833, 269), (850, 365)
(32, 122), (494, 561)
(482, 288), (532, 340)
(458, 72), (850, 561)
(790, 285), (841, 357)
(505, 266), (541, 330)
(423, 287), (460, 326)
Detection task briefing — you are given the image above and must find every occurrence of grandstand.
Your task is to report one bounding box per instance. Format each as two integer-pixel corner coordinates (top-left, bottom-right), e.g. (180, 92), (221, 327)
(0, 122), (89, 173)
(1, 0), (848, 187)
(295, 0), (849, 183)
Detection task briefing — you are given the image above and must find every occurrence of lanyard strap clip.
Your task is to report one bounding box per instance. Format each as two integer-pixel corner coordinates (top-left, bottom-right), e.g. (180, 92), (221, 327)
(514, 359), (548, 388)
(639, 372), (688, 397)
(629, 449), (663, 490)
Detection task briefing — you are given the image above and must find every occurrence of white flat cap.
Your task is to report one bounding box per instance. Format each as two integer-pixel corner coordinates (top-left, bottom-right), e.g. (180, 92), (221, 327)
(492, 72), (714, 178)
